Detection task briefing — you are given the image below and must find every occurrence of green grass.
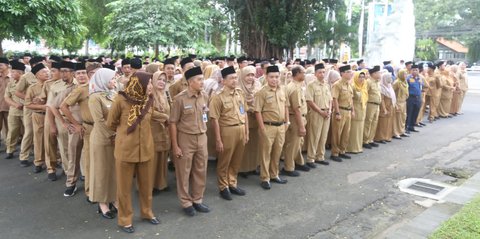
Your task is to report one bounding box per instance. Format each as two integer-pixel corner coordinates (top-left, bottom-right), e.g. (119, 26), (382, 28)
(429, 195), (480, 239)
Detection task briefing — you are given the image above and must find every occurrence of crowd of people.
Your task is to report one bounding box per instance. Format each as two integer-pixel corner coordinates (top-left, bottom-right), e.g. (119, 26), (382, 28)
(0, 53), (469, 233)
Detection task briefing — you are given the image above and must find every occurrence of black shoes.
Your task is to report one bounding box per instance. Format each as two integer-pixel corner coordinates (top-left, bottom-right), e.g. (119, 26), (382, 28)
(400, 133), (410, 137)
(21, 160), (31, 167)
(98, 205), (115, 219)
(144, 217), (160, 225)
(339, 154), (351, 159)
(86, 197), (95, 204)
(280, 168), (300, 177)
(167, 161), (175, 172)
(109, 203), (118, 213)
(330, 156), (342, 162)
(183, 206), (196, 216)
(219, 188), (232, 200)
(295, 164), (311, 172)
(192, 203), (210, 213)
(363, 143), (372, 149)
(306, 162), (317, 168)
(315, 160), (329, 165)
(120, 225), (135, 233)
(369, 142), (379, 147)
(411, 129), (420, 132)
(393, 135), (402, 139)
(33, 165), (42, 173)
(229, 186), (246, 196)
(271, 177), (288, 184)
(63, 185), (77, 197)
(260, 181), (271, 190)
(48, 172), (57, 181)
(375, 140), (386, 144)
(5, 153), (13, 159)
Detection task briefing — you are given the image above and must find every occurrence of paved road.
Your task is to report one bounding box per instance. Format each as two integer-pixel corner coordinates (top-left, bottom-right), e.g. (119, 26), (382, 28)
(1, 73), (479, 239)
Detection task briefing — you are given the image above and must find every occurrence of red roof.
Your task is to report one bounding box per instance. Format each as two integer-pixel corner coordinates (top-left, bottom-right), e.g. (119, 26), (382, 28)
(436, 38), (468, 53)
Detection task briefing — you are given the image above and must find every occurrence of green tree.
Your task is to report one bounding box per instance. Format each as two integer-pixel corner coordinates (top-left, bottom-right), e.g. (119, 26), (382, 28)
(0, 0), (83, 56)
(415, 38), (437, 60)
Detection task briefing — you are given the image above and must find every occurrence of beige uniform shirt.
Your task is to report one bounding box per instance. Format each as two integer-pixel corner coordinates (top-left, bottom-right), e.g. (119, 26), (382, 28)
(0, 75), (11, 111)
(169, 89), (208, 135)
(62, 84), (92, 123)
(254, 85), (288, 122)
(209, 88), (247, 127)
(16, 72), (36, 94)
(25, 82), (45, 113)
(286, 80), (308, 116)
(366, 78), (381, 104)
(306, 80), (331, 110)
(4, 79), (24, 117)
(331, 78), (353, 109)
(169, 78), (188, 98)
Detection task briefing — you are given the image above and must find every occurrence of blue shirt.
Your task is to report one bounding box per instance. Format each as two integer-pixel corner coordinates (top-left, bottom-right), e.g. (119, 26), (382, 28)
(406, 74), (422, 96)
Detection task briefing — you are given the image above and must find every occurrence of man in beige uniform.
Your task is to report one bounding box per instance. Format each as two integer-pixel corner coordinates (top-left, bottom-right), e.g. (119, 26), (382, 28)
(281, 65), (309, 177)
(306, 63), (332, 166)
(169, 57), (195, 98)
(169, 66), (210, 217)
(254, 65), (289, 190)
(0, 58), (10, 143)
(45, 61), (76, 181)
(4, 61), (25, 160)
(331, 65), (354, 162)
(16, 56), (44, 167)
(59, 62), (89, 197)
(362, 66), (382, 149)
(210, 66), (249, 201)
(26, 64), (49, 173)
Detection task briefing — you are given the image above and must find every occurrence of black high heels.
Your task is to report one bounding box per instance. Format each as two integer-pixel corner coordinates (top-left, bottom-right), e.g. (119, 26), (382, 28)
(97, 205), (115, 219)
(109, 203), (118, 213)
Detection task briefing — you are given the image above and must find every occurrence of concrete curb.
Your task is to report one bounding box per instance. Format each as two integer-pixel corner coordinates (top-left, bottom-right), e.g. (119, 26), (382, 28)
(385, 172), (480, 239)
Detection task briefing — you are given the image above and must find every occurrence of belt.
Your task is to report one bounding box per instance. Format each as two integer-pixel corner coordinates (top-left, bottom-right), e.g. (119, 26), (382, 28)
(83, 121), (94, 126)
(226, 123), (244, 127)
(368, 102), (380, 106)
(289, 114), (306, 117)
(409, 95), (421, 98)
(339, 107), (352, 111)
(263, 122), (284, 126)
(34, 111), (46, 115)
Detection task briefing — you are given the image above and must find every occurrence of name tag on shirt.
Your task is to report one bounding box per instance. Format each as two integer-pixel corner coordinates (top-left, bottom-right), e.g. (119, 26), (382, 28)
(184, 105), (193, 109)
(239, 104), (245, 114)
(202, 112), (208, 122)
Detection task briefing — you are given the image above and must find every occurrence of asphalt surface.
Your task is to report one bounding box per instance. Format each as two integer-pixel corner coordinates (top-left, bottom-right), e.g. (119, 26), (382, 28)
(1, 73), (479, 239)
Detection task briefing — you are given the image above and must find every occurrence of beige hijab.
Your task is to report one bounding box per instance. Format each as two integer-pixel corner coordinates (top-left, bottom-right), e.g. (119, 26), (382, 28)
(239, 66), (261, 107)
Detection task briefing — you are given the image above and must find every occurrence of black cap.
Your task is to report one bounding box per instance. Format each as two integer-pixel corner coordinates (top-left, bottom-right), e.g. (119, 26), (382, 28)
(357, 59), (364, 65)
(237, 56), (247, 63)
(0, 57), (9, 64)
(322, 58), (329, 63)
(180, 57), (193, 68)
(49, 55), (62, 62)
(184, 66), (203, 80)
(31, 63), (46, 75)
(30, 56), (45, 66)
(435, 61), (445, 68)
(163, 58), (175, 66)
(103, 64), (116, 70)
(226, 56), (235, 62)
(10, 61), (25, 71)
(121, 58), (131, 66)
(51, 62), (62, 69)
(221, 66), (236, 78)
(131, 58), (142, 69)
(405, 61), (413, 65)
(24, 53), (32, 57)
(411, 64), (419, 69)
(305, 60), (311, 65)
(314, 63), (325, 71)
(339, 65), (351, 73)
(368, 65), (381, 74)
(427, 63), (436, 70)
(75, 62), (86, 71)
(330, 59), (338, 64)
(61, 61), (75, 70)
(188, 54), (197, 59)
(266, 65), (279, 74)
(300, 61), (305, 67)
(383, 60), (391, 65)
(294, 58), (301, 62)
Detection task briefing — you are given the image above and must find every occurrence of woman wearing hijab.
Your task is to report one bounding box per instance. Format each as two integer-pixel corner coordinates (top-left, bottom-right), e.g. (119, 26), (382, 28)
(449, 65), (461, 115)
(88, 68), (118, 219)
(346, 70), (368, 153)
(393, 69), (409, 138)
(238, 65), (262, 176)
(203, 64), (219, 80)
(438, 66), (455, 118)
(325, 69), (341, 149)
(374, 72), (396, 143)
(106, 71), (159, 233)
(151, 71), (171, 193)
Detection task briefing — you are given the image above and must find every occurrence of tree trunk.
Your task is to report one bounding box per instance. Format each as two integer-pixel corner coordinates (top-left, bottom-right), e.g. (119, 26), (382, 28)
(85, 39), (89, 56)
(154, 43), (159, 58)
(0, 39), (3, 57)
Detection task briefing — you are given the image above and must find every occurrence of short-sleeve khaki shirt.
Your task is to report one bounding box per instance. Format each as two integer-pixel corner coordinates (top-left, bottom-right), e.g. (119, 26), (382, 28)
(209, 88), (247, 127)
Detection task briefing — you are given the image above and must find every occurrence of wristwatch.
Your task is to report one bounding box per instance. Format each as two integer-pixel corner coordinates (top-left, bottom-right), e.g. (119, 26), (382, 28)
(284, 121), (291, 125)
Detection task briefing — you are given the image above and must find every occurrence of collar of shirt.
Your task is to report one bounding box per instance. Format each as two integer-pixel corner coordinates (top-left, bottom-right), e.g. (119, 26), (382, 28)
(187, 89), (201, 98)
(266, 85), (279, 92)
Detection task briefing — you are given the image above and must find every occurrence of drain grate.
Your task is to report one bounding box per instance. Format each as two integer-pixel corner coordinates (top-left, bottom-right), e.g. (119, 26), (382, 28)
(407, 181), (445, 195)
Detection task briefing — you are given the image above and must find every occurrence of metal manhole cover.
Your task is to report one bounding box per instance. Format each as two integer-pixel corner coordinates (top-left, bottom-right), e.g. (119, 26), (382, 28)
(398, 178), (456, 200)
(407, 181), (445, 195)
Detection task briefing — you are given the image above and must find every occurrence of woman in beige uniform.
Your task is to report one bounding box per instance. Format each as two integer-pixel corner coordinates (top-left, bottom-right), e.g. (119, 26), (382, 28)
(438, 66), (455, 118)
(88, 68), (118, 219)
(374, 72), (396, 143)
(238, 65), (261, 176)
(346, 70), (368, 153)
(449, 65), (461, 115)
(393, 69), (409, 138)
(107, 71), (159, 234)
(151, 71), (171, 192)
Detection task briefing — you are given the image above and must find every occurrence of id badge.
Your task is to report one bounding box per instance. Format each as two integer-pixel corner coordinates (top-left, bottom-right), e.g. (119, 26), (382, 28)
(202, 112), (208, 122)
(239, 104), (245, 114)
